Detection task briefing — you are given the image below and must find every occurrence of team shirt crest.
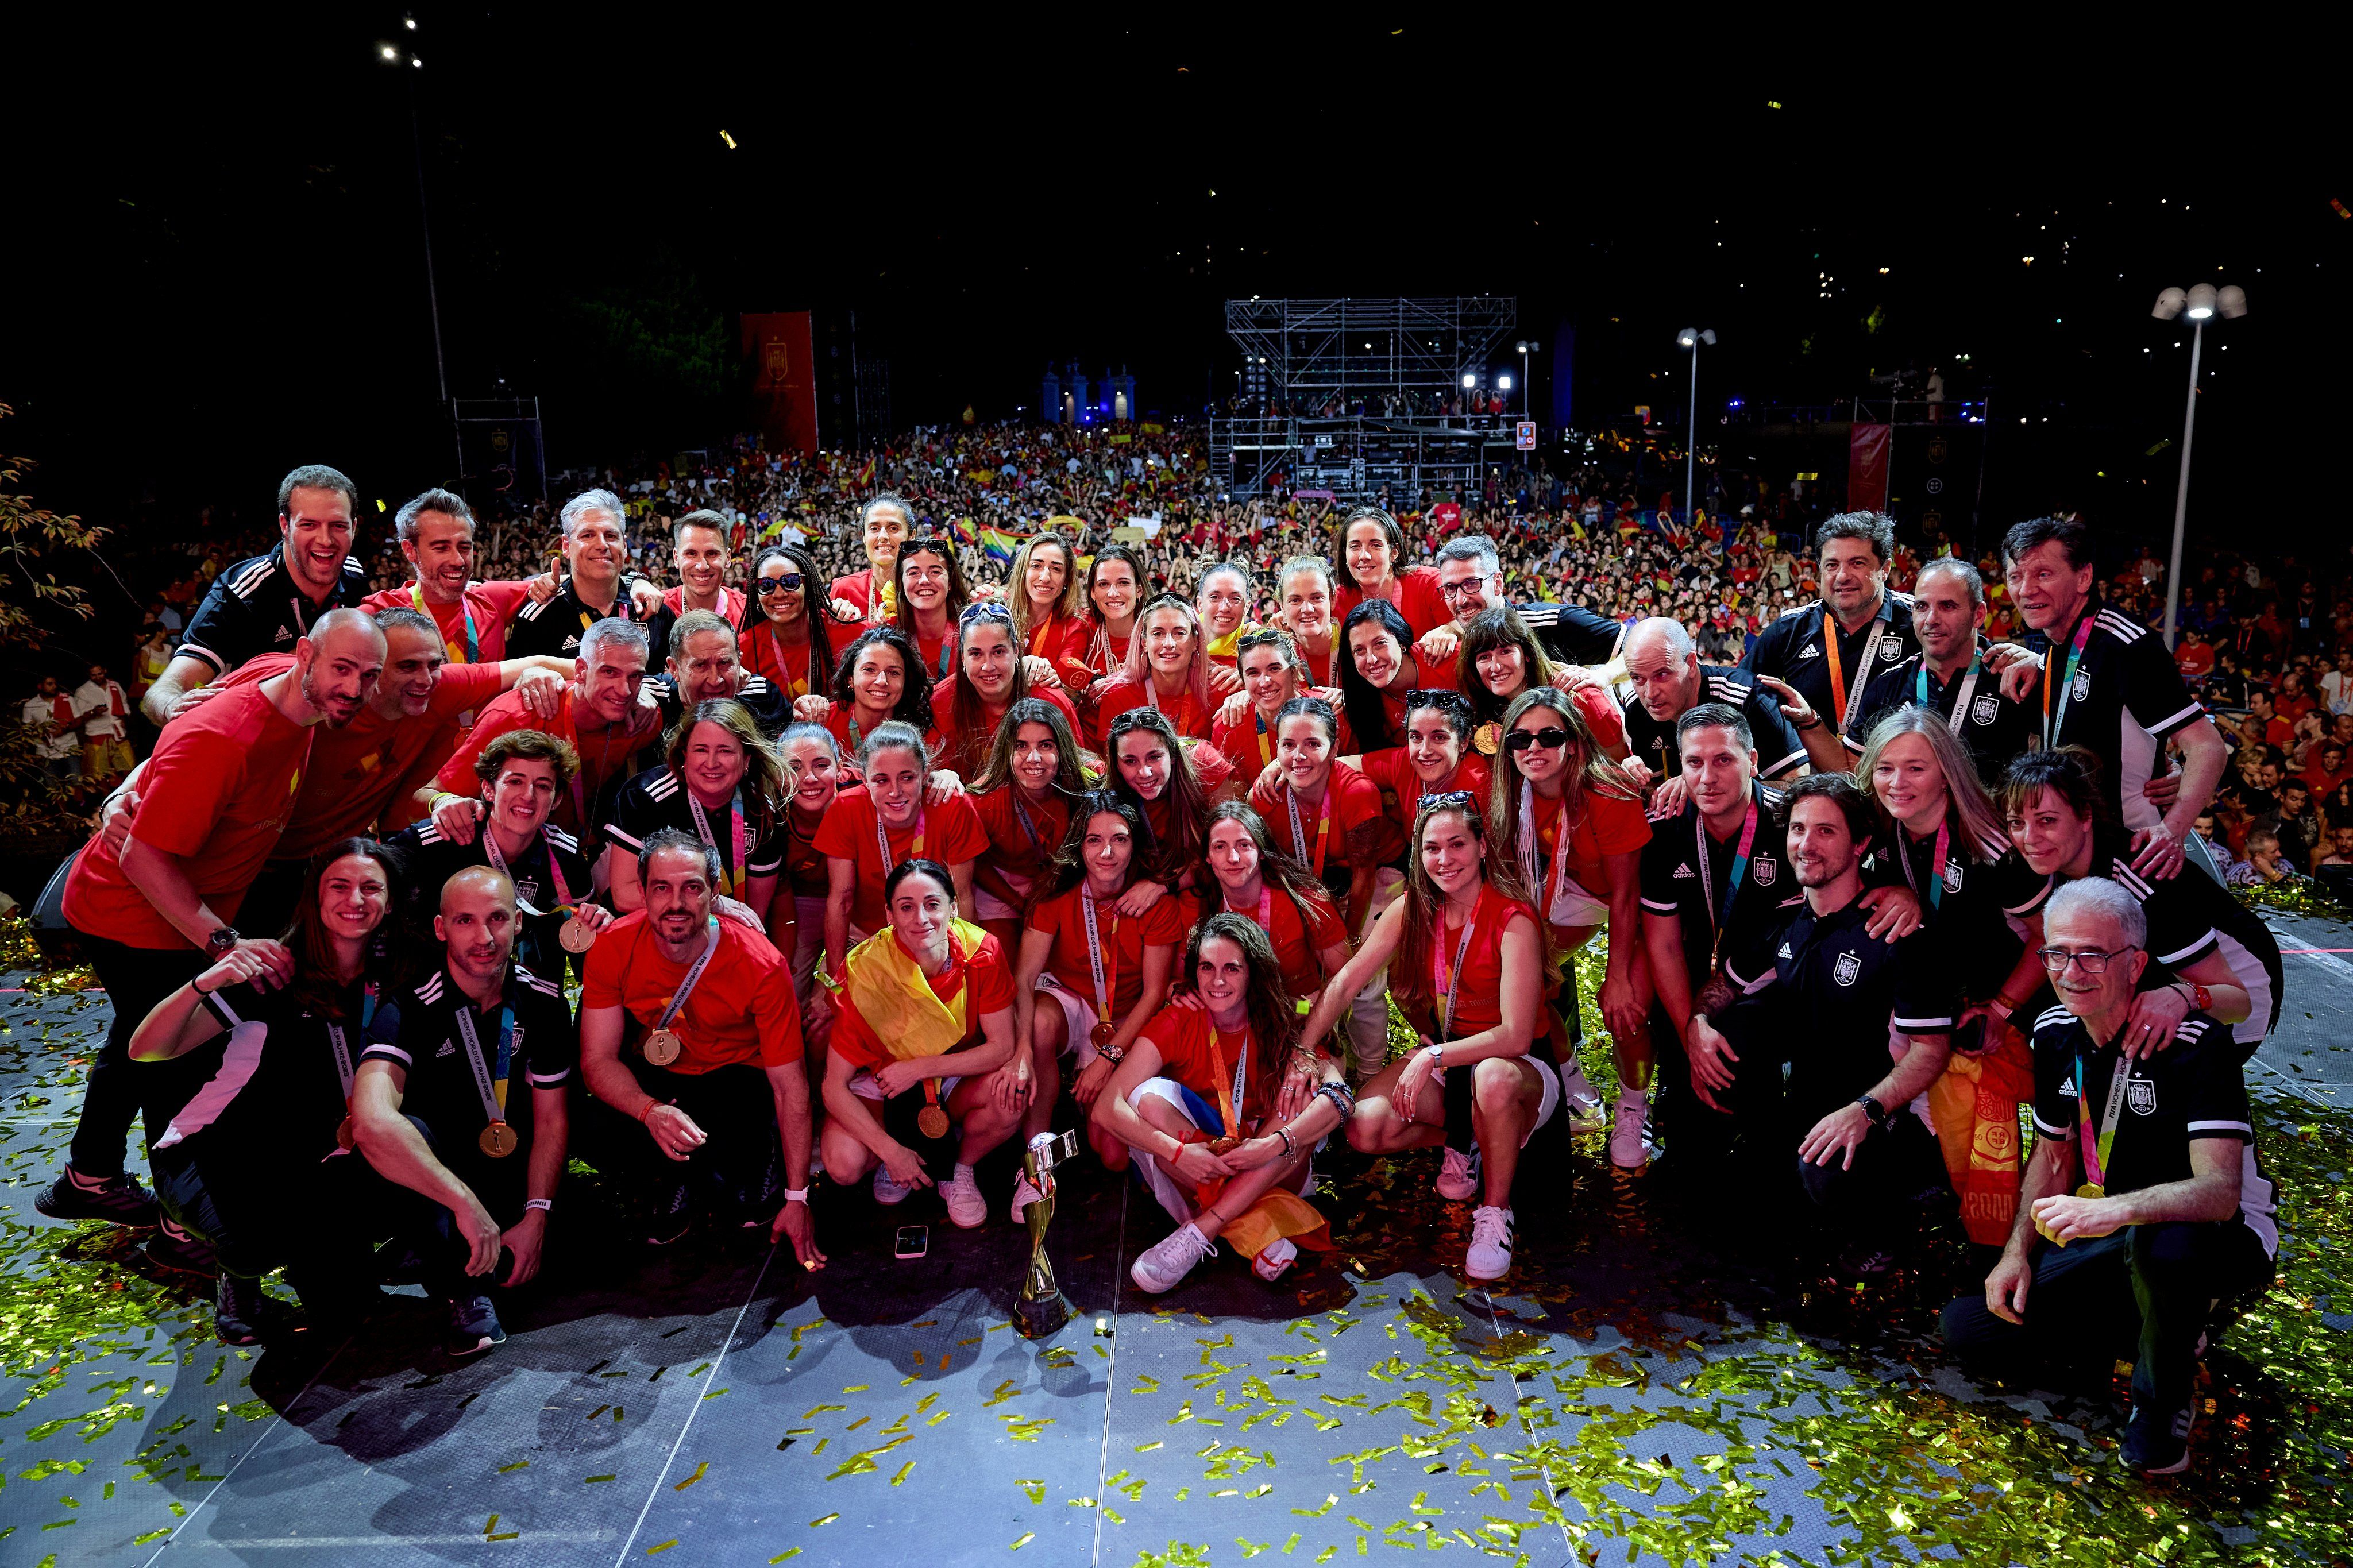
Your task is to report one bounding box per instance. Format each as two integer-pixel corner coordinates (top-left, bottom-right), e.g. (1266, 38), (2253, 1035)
(1971, 694), (2000, 726)
(1750, 855), (1777, 886)
(1832, 950), (1861, 987)
(2127, 1079), (2157, 1115)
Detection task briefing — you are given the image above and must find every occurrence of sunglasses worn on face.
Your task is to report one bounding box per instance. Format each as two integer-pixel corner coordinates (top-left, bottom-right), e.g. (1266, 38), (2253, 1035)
(1503, 727), (1570, 752)
(756, 574), (804, 593)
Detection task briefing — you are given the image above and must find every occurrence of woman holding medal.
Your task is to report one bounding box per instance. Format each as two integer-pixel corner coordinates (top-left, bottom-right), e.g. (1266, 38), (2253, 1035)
(1096, 914), (1353, 1292)
(1486, 686), (1656, 1168)
(822, 858), (1025, 1230)
(1106, 706), (1216, 913)
(969, 698), (1087, 951)
(129, 838), (406, 1342)
(1456, 605), (1627, 763)
(1193, 802), (1352, 1007)
(815, 721), (992, 986)
(737, 543), (834, 700)
(1297, 795), (1550, 1281)
(1207, 561), (1347, 736)
(1006, 530), (1089, 687)
(1012, 793), (1185, 1210)
(931, 603), (1082, 781)
(603, 698), (790, 931)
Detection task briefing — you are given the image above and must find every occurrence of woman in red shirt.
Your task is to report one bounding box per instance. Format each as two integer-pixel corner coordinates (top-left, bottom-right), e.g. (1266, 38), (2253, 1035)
(931, 604), (1082, 781)
(966, 697), (1087, 951)
(1457, 605), (1626, 762)
(1353, 689), (1494, 847)
(1333, 504), (1451, 641)
(889, 535), (967, 694)
(1203, 628), (1322, 801)
(777, 723), (846, 1044)
(1005, 531), (1087, 680)
(1299, 795), (1548, 1281)
(821, 859), (1024, 1232)
(1194, 801), (1351, 1006)
(813, 721), (990, 981)
(1070, 544), (1148, 686)
(1107, 706), (1214, 914)
(1013, 793), (1185, 1200)
(1487, 686), (1654, 1170)
(1093, 914), (1352, 1291)
(1338, 598), (1457, 757)
(738, 544), (834, 700)
(795, 625), (939, 764)
(1274, 557), (1343, 690)
(1094, 594), (1219, 755)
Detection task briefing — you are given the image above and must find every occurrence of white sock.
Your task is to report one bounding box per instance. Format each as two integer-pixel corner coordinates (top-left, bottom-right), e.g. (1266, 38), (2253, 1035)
(952, 1162), (975, 1185)
(1619, 1084), (1648, 1105)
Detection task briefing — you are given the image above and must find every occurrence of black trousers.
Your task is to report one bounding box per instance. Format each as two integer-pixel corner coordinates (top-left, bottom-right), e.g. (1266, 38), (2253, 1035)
(1791, 1110), (1950, 1233)
(151, 1138), (382, 1292)
(377, 1114), (530, 1296)
(1650, 999), (1787, 1178)
(1942, 1220), (2272, 1412)
(232, 858), (312, 944)
(585, 1061), (782, 1221)
(68, 929), (210, 1179)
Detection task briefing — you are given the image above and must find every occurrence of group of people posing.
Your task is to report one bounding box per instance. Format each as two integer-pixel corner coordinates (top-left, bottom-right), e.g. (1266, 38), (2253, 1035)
(32, 469), (2285, 1478)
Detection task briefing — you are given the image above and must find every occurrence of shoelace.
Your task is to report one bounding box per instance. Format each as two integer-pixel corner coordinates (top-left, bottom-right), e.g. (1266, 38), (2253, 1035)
(1471, 1209), (1510, 1248)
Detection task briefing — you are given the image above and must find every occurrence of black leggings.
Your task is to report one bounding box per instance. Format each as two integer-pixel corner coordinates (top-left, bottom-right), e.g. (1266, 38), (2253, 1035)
(68, 930), (209, 1178)
(151, 1140), (381, 1291)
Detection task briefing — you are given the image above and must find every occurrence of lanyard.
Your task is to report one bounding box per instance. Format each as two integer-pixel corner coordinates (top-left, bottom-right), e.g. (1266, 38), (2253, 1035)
(688, 789), (749, 897)
(322, 983), (378, 1102)
(453, 994), (517, 1126)
(1897, 818), (1951, 911)
(652, 918), (724, 1034)
(1286, 782), (1334, 878)
(1433, 898), (1480, 1041)
(1028, 615), (1058, 660)
(874, 801), (927, 876)
(2042, 612), (2097, 748)
(1822, 605), (1891, 735)
(1145, 679), (1193, 734)
(1206, 1021), (1250, 1137)
(1080, 892), (1121, 1022)
(923, 628), (955, 682)
(1693, 797), (1761, 967)
(1519, 778), (1577, 920)
(483, 825), (576, 914)
(2074, 1052), (2132, 1190)
(1920, 653), (1982, 736)
(411, 582), (479, 663)
(1009, 789), (1048, 859)
(1253, 709), (1275, 769)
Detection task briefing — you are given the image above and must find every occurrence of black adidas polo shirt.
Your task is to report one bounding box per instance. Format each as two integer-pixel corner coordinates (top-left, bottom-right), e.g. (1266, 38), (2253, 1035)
(176, 543), (372, 677)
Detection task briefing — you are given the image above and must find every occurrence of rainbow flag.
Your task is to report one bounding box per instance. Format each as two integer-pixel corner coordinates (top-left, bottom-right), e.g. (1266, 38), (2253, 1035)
(981, 527), (1020, 566)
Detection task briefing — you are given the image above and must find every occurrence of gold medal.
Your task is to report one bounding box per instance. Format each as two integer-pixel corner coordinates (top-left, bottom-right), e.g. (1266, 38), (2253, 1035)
(479, 1121), (519, 1158)
(335, 1114), (357, 1152)
(559, 917), (596, 953)
(1089, 1021), (1117, 1049)
(916, 1104), (951, 1140)
(645, 1028), (682, 1066)
(2034, 1211), (2066, 1248)
(2074, 1182), (2105, 1200)
(1472, 722), (1500, 756)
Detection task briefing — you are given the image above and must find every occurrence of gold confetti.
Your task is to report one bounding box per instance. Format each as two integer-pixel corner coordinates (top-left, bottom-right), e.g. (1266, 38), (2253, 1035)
(769, 1552), (803, 1563)
(1017, 1479), (1045, 1504)
(673, 1461), (708, 1491)
(585, 1474), (616, 1484)
(1009, 1532), (1035, 1551)
(646, 1542), (677, 1555)
(808, 1513), (839, 1528)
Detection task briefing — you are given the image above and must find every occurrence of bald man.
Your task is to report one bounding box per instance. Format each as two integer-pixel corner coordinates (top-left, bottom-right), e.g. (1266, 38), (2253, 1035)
(352, 867), (576, 1356)
(41, 610), (388, 1265)
(1618, 616), (1810, 816)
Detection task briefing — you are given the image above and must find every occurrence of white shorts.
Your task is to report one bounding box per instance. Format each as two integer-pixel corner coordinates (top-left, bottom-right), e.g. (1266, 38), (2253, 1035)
(848, 1068), (963, 1103)
(1438, 1055), (1563, 1148)
(1031, 972), (1103, 1067)
(1547, 876), (1610, 932)
(975, 871), (1033, 924)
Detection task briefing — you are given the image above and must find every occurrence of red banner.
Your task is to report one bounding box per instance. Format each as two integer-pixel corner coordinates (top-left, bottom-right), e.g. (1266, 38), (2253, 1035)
(1848, 423), (1891, 513)
(741, 312), (818, 456)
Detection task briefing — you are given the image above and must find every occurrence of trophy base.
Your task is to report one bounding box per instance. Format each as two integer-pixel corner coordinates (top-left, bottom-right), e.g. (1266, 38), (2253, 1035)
(1012, 1289), (1074, 1340)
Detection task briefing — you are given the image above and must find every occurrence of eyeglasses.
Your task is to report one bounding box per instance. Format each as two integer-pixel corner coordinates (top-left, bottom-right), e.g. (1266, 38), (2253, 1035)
(1502, 726), (1571, 753)
(2036, 946), (2139, 975)
(1437, 578), (1491, 602)
(755, 573), (804, 594)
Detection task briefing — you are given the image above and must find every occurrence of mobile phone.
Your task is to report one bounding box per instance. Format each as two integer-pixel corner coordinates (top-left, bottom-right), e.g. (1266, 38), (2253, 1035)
(894, 1225), (929, 1260)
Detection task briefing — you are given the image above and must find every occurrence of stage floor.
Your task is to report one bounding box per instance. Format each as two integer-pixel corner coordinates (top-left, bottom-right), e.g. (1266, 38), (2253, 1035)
(2, 908), (2350, 1567)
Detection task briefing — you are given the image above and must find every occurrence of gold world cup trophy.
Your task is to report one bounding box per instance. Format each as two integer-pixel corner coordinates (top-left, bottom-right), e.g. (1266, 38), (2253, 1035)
(1014, 1129), (1081, 1339)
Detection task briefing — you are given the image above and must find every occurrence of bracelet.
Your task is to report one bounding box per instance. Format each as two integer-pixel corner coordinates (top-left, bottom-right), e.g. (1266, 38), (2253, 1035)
(1795, 712), (1822, 732)
(1275, 1126), (1295, 1159)
(637, 1099), (669, 1124)
(525, 1198), (553, 1213)
(782, 1187), (810, 1204)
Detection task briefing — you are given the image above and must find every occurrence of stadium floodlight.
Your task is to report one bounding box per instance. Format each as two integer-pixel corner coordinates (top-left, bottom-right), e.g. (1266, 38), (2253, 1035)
(1675, 328), (1716, 521)
(1497, 375), (1512, 391)
(2150, 282), (2247, 647)
(1461, 373), (1477, 389)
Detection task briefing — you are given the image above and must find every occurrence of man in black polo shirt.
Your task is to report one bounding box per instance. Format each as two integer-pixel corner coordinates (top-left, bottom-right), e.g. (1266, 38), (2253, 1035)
(1418, 534), (1627, 669)
(2004, 515), (2228, 879)
(1849, 557), (2038, 786)
(1620, 617), (1808, 813)
(352, 867), (574, 1355)
(1639, 704), (1792, 1172)
(1740, 512), (1919, 744)
(507, 489), (660, 662)
(645, 609), (793, 736)
(1694, 774), (1958, 1251)
(1942, 878), (2274, 1477)
(144, 464), (373, 724)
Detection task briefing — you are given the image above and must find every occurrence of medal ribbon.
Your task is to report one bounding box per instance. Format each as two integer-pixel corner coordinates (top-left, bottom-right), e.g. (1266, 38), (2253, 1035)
(1822, 605), (1891, 735)
(1920, 651), (1982, 737)
(2075, 1051), (2132, 1191)
(1253, 709), (1275, 769)
(2042, 611), (2096, 748)
(483, 823), (576, 917)
(322, 983), (378, 1104)
(1518, 778), (1579, 922)
(1693, 795), (1761, 968)
(651, 917), (725, 1037)
(411, 582), (479, 663)
(873, 801), (928, 878)
(453, 997), (517, 1128)
(1205, 1021), (1249, 1138)
(1433, 897), (1480, 1041)
(688, 789), (749, 897)
(1080, 893), (1121, 1027)
(1286, 783), (1334, 879)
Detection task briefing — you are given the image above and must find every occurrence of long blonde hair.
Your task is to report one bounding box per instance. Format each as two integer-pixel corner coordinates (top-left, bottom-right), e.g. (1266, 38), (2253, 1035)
(1853, 705), (2009, 860)
(1393, 796), (1550, 1014)
(664, 698), (792, 836)
(1484, 685), (1642, 887)
(1006, 531), (1083, 645)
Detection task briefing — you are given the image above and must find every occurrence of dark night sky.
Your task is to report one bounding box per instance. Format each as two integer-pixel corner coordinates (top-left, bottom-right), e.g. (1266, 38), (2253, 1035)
(10, 11), (2347, 555)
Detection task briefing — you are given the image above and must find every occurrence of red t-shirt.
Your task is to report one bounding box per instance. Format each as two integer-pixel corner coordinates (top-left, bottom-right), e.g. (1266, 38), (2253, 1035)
(1137, 1006), (1273, 1129)
(1247, 760), (1400, 880)
(1066, 615), (1131, 682)
(904, 624), (961, 690)
(1399, 885), (1538, 1039)
(358, 578), (535, 665)
(434, 687), (660, 836)
(2174, 641), (2215, 682)
(1095, 676), (1213, 752)
(1525, 785), (1651, 912)
(222, 654), (508, 859)
(972, 786), (1073, 887)
(930, 678), (1082, 779)
(1336, 565), (1452, 643)
(819, 706), (943, 772)
(662, 584), (747, 626)
(828, 567), (885, 623)
(1187, 882), (1348, 998)
(65, 681), (314, 948)
(812, 789), (992, 933)
(740, 621), (822, 698)
(1024, 883), (1187, 1015)
(580, 910), (803, 1072)
(1207, 708), (1285, 778)
(1358, 747), (1495, 837)
(829, 928), (1016, 1071)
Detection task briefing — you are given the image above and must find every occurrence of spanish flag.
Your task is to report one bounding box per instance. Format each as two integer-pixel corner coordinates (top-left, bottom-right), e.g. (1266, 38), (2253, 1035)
(950, 516), (979, 546)
(856, 458), (875, 487)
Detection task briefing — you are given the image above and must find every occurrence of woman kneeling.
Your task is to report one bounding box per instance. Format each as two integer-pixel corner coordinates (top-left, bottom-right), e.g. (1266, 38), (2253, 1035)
(1093, 914), (1351, 1292)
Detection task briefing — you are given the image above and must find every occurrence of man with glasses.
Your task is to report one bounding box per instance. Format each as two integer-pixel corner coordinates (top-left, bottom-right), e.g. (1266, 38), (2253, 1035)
(1619, 617), (1809, 814)
(1416, 534), (1626, 672)
(1942, 878), (2274, 1477)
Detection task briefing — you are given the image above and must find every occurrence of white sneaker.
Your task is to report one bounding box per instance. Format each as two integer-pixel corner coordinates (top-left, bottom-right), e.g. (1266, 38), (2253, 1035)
(1252, 1237), (1298, 1282)
(1609, 1093), (1652, 1171)
(873, 1164), (912, 1206)
(1436, 1145), (1482, 1202)
(1009, 1173), (1044, 1222)
(1556, 1061), (1606, 1131)
(1465, 1206), (1515, 1280)
(1130, 1222), (1217, 1293)
(941, 1169), (987, 1230)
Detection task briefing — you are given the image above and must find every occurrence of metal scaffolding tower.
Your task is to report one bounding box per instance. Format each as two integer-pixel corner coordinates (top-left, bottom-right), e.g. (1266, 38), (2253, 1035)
(1224, 297), (1519, 405)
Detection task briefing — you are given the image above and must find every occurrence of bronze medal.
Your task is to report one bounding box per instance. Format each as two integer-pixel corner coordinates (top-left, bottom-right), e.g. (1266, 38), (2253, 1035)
(1089, 1021), (1116, 1049)
(645, 1028), (682, 1067)
(1472, 721), (1500, 756)
(559, 917), (596, 953)
(1206, 1135), (1244, 1156)
(335, 1114), (357, 1152)
(479, 1121), (519, 1158)
(916, 1104), (951, 1140)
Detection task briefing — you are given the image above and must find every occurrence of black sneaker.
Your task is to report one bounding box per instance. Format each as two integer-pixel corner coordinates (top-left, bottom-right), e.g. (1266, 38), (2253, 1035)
(34, 1168), (159, 1226)
(2121, 1401), (2195, 1476)
(643, 1180), (693, 1246)
(214, 1273), (269, 1346)
(144, 1222), (218, 1276)
(445, 1294), (506, 1357)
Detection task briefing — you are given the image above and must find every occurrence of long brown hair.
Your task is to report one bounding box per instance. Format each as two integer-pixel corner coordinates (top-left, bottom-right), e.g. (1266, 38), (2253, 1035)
(1106, 705), (1211, 878)
(281, 836), (407, 1020)
(1191, 800), (1339, 928)
(890, 533), (971, 667)
(1391, 795), (1548, 1014)
(663, 697), (790, 840)
(968, 695), (1091, 797)
(1037, 790), (1148, 902)
(1484, 685), (1641, 895)
(1457, 605), (1573, 727)
(942, 602), (1035, 777)
(1182, 912), (1309, 1107)
(1006, 530), (1083, 645)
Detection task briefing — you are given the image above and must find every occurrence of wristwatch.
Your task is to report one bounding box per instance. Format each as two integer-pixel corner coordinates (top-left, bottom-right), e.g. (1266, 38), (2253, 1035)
(1854, 1093), (1891, 1132)
(2177, 980), (2213, 1012)
(1427, 1045), (1445, 1072)
(1096, 1040), (1125, 1064)
(782, 1187), (810, 1204)
(205, 926), (240, 955)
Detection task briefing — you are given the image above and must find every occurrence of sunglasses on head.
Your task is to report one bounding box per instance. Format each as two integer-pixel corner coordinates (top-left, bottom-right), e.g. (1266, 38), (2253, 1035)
(755, 573), (804, 593)
(1421, 790), (1479, 812)
(959, 601), (1013, 626)
(1503, 726), (1571, 753)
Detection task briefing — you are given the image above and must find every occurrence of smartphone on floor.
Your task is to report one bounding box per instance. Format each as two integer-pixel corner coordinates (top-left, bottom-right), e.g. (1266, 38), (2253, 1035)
(894, 1225), (929, 1260)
